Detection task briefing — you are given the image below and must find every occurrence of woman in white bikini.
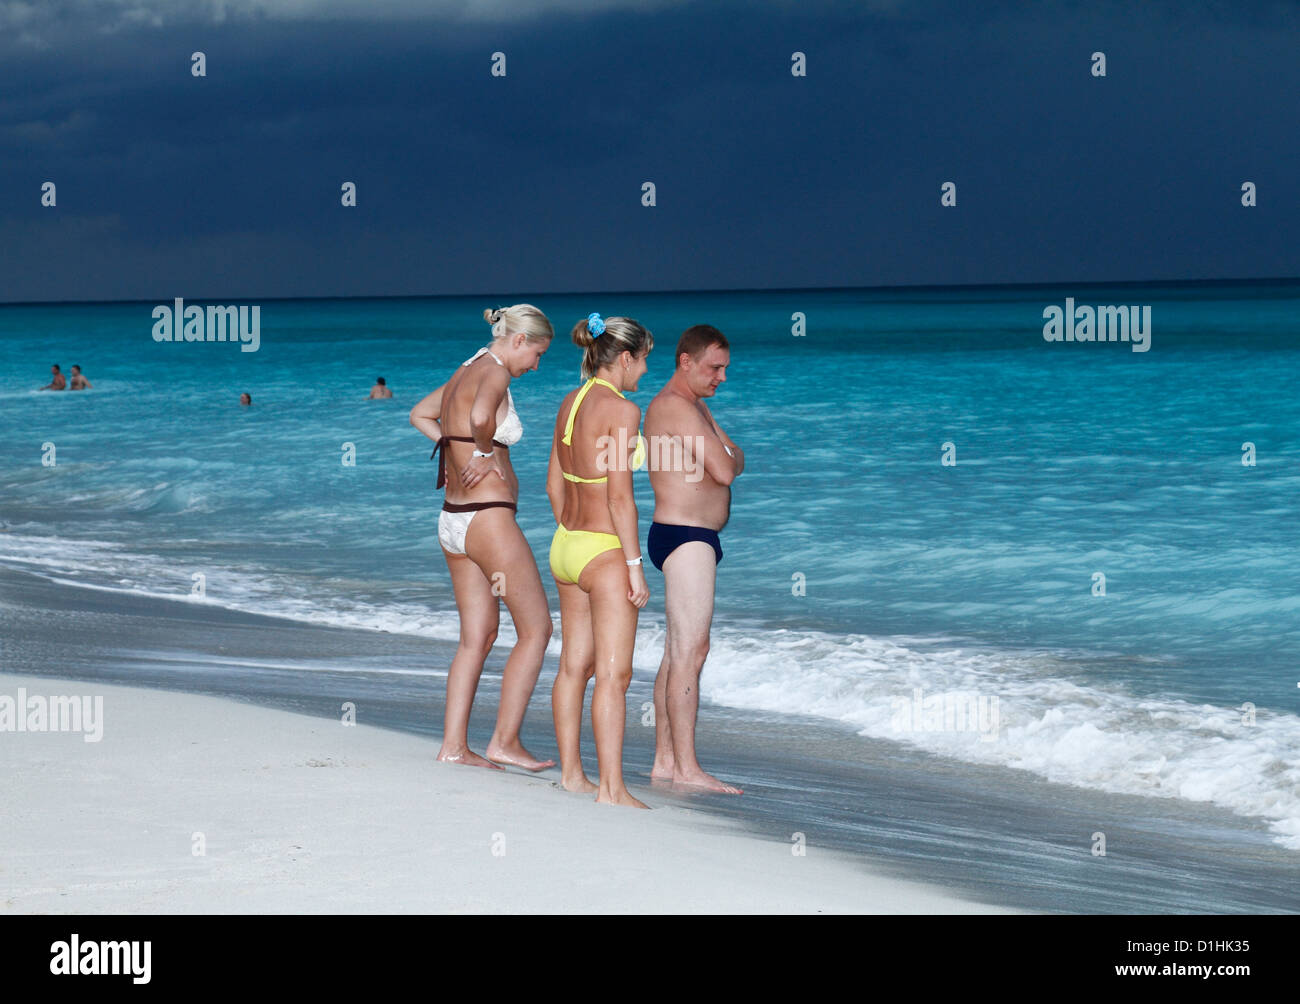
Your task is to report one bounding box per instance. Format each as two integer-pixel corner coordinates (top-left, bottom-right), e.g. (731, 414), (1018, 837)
(410, 305), (555, 770)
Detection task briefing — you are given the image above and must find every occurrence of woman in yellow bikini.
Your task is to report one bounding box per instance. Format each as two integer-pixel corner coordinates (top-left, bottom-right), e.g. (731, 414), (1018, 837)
(547, 312), (653, 807)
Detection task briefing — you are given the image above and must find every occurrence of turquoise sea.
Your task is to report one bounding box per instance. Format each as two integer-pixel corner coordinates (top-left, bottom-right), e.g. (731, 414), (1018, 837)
(2, 280), (1298, 854)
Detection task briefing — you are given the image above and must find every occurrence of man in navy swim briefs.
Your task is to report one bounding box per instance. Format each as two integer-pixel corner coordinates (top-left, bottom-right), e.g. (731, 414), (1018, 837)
(645, 324), (744, 795)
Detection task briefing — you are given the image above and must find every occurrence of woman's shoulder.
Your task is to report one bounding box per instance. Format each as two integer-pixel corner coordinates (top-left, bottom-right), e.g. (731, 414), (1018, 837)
(597, 389), (641, 425)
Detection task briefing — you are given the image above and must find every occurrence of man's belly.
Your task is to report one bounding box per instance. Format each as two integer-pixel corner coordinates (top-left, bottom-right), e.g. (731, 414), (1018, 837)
(651, 483), (731, 531)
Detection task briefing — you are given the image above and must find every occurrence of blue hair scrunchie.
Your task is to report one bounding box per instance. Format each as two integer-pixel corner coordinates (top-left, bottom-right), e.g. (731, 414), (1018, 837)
(587, 312), (606, 337)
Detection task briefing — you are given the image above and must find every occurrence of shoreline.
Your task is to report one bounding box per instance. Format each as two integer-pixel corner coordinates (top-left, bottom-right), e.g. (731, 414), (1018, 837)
(2, 564), (1297, 913)
(0, 669), (1012, 914)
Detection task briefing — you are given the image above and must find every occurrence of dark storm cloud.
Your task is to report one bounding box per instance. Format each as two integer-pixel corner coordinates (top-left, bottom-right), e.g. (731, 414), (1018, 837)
(1, 0), (1297, 301)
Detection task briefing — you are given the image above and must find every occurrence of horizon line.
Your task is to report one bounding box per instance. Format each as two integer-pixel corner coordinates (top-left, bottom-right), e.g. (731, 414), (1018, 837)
(2, 274), (1298, 309)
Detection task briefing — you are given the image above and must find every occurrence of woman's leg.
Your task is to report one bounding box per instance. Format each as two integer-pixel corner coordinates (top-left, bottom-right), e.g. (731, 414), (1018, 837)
(464, 507), (556, 770)
(583, 550), (648, 808)
(552, 579), (597, 792)
(438, 546), (502, 768)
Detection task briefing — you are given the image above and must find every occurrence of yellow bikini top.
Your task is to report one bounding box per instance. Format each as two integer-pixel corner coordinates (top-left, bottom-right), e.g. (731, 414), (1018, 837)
(560, 377), (646, 483)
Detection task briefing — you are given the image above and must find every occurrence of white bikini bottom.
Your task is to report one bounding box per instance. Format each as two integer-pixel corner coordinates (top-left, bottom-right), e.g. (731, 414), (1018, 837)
(438, 501), (517, 555)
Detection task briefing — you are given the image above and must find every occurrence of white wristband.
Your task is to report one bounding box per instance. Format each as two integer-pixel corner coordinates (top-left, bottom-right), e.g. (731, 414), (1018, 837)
(625, 555), (643, 566)
(472, 449), (493, 458)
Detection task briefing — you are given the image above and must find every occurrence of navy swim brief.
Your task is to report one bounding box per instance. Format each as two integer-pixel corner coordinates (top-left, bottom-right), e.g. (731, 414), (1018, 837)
(647, 522), (723, 572)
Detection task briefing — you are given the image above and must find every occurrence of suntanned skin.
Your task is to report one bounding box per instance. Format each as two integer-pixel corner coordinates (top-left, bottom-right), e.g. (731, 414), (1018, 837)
(645, 342), (744, 794)
(368, 381), (392, 399)
(40, 366), (66, 391)
(547, 347), (651, 808)
(410, 331), (556, 773)
(69, 367), (91, 390)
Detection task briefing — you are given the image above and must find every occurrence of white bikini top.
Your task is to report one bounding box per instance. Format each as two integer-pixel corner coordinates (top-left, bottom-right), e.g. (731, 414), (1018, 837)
(463, 346), (523, 447)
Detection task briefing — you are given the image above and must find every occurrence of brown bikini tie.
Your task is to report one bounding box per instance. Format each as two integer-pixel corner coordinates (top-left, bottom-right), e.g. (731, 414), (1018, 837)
(431, 435), (508, 489)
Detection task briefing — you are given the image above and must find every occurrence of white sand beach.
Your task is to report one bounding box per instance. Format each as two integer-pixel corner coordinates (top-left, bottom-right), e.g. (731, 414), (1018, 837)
(1, 672), (1018, 914)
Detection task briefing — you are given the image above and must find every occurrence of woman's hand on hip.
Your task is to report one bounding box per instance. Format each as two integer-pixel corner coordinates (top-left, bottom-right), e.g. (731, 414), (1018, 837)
(461, 454), (506, 489)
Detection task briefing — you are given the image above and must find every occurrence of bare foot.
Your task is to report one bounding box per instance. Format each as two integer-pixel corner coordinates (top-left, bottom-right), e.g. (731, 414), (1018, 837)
(437, 746), (503, 769)
(672, 768), (742, 794)
(650, 756), (675, 782)
(596, 786), (650, 809)
(560, 773), (598, 794)
(486, 741), (556, 772)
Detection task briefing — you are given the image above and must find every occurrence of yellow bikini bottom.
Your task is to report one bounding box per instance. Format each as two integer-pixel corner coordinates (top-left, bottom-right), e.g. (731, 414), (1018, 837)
(549, 523), (623, 585)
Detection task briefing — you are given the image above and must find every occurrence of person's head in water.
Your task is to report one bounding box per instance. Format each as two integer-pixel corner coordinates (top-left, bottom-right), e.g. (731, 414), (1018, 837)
(376, 377), (385, 386)
(483, 304), (554, 377)
(674, 324), (730, 398)
(52, 364), (61, 375)
(571, 314), (653, 390)
(239, 392), (251, 406)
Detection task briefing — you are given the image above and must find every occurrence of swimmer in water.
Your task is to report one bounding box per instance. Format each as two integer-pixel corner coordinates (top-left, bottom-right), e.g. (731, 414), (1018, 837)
(40, 364), (66, 391)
